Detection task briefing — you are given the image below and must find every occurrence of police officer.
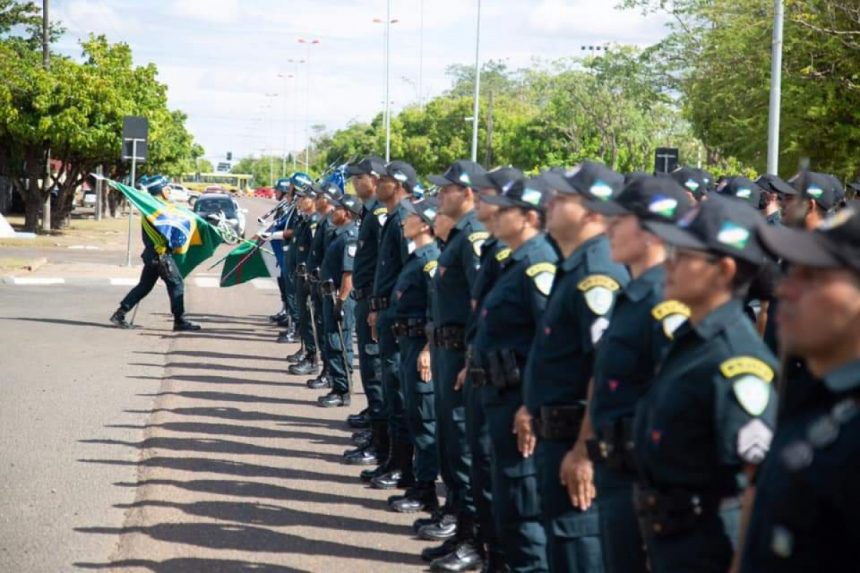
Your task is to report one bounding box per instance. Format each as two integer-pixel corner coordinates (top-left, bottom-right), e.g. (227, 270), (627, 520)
(740, 205), (860, 572)
(515, 161), (629, 572)
(423, 160), (489, 572)
(287, 185), (322, 373)
(560, 175), (693, 573)
(110, 175), (201, 332)
(317, 192), (361, 407)
(632, 194), (778, 572)
(472, 172), (558, 572)
(268, 178), (292, 325)
(387, 197), (442, 514)
(363, 161), (418, 490)
(669, 166), (714, 203)
(275, 172), (314, 343)
(343, 156), (388, 466)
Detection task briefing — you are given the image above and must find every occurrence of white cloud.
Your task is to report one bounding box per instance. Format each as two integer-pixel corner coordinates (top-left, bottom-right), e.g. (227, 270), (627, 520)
(170, 0), (239, 23)
(526, 0), (668, 44)
(54, 0), (126, 38)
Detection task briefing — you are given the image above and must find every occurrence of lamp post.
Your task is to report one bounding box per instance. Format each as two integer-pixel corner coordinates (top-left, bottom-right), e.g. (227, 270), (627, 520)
(277, 73), (295, 178)
(419, 0), (424, 108)
(373, 10), (399, 162)
(287, 58), (305, 172)
(767, 0), (784, 175)
(264, 93), (278, 185)
(298, 39), (320, 170)
(470, 0), (482, 163)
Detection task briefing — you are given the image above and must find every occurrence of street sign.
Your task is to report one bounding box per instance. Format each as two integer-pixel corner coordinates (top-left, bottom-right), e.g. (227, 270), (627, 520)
(654, 147), (679, 174)
(217, 162), (231, 173)
(121, 116), (148, 162)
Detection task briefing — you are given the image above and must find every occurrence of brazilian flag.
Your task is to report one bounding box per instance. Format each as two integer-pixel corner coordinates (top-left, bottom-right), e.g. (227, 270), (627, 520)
(109, 180), (223, 277)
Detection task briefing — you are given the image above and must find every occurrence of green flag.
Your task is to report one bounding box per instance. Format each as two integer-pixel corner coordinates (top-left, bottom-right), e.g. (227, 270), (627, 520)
(109, 180), (223, 277)
(219, 240), (270, 287)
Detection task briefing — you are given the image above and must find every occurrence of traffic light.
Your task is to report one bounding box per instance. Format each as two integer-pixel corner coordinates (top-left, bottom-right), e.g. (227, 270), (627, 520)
(226, 151), (232, 161)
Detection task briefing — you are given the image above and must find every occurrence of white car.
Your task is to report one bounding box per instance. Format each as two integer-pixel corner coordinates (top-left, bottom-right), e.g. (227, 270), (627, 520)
(167, 183), (190, 203)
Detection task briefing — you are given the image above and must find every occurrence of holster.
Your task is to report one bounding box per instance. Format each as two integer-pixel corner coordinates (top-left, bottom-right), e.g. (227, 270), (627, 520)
(155, 253), (178, 282)
(370, 296), (390, 311)
(485, 349), (522, 391)
(320, 279), (336, 297)
(536, 403), (586, 440)
(351, 286), (372, 301)
(392, 318), (427, 338)
(587, 417), (637, 473)
(633, 484), (739, 538)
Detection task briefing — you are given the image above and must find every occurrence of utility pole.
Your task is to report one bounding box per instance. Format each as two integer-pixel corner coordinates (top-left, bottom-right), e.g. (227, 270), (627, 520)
(470, 0), (482, 163)
(384, 0), (392, 162)
(766, 0), (784, 175)
(42, 0), (51, 232)
(484, 91), (494, 167)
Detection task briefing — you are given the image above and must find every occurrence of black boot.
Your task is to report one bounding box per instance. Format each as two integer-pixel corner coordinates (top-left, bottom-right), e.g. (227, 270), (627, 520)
(306, 373), (331, 389)
(389, 481), (438, 513)
(480, 550), (509, 573)
(343, 422), (383, 465)
(110, 307), (132, 329)
(318, 391), (350, 407)
(370, 440), (415, 490)
(351, 429), (372, 447)
(360, 426), (393, 482)
(414, 502), (454, 532)
(418, 511), (458, 540)
(174, 318), (201, 331)
(269, 307), (287, 322)
(288, 355), (318, 375)
(429, 514), (483, 572)
(421, 537), (460, 563)
(286, 348), (305, 363)
(276, 329), (298, 344)
(347, 409), (370, 429)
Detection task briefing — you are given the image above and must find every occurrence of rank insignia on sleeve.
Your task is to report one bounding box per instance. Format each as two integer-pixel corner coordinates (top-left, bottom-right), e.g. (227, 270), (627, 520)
(374, 207), (388, 226)
(720, 357), (774, 416)
(526, 262), (556, 296)
(737, 418), (773, 463)
(495, 247), (511, 262)
(468, 231), (490, 256)
(577, 275), (620, 316)
(424, 260), (438, 278)
(591, 317), (610, 344)
(651, 300), (690, 339)
(347, 244), (357, 257)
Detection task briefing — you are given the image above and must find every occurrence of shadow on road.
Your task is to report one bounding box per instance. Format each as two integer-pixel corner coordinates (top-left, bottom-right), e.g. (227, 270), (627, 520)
(0, 316), (115, 329)
(104, 421), (346, 445)
(127, 373), (304, 389)
(122, 406), (339, 428)
(135, 390), (319, 407)
(75, 557), (310, 572)
(134, 349), (286, 362)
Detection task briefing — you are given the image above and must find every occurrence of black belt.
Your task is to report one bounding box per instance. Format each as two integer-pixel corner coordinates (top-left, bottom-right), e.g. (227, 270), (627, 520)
(481, 349), (523, 391)
(469, 367), (488, 387)
(370, 296), (390, 311)
(433, 325), (466, 350)
(392, 318), (427, 338)
(536, 404), (586, 440)
(587, 417), (637, 473)
(352, 286), (373, 301)
(633, 485), (740, 537)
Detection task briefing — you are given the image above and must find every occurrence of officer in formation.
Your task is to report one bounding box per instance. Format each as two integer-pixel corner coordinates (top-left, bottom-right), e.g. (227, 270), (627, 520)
(286, 184), (321, 371)
(274, 157), (856, 573)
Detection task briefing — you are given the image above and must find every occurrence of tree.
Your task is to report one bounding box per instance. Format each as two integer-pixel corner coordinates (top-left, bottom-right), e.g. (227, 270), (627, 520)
(196, 158), (214, 173)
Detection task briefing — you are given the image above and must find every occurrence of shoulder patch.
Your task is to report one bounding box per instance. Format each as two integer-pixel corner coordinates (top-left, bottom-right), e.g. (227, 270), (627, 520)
(651, 300), (690, 339)
(468, 231), (490, 256)
(578, 275), (620, 316)
(374, 207), (388, 226)
(495, 247), (512, 262)
(526, 263), (556, 296)
(424, 260), (438, 278)
(720, 357), (775, 382)
(347, 244), (357, 257)
(722, 357), (774, 416)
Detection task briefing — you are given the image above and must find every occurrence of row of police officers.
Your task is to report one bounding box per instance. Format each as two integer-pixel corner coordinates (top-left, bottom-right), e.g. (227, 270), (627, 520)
(265, 156), (859, 573)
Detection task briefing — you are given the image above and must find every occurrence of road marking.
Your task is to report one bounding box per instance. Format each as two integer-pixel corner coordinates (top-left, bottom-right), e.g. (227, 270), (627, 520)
(251, 278), (277, 290)
(11, 277), (65, 285)
(109, 278), (138, 286)
(68, 245), (101, 250)
(194, 277), (220, 288)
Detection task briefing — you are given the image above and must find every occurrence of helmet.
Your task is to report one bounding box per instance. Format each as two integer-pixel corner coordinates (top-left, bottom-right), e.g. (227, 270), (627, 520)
(138, 174), (170, 196)
(290, 172), (313, 192)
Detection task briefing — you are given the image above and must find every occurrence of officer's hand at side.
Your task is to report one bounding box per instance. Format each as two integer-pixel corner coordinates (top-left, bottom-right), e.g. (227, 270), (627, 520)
(513, 405), (537, 458)
(560, 441), (596, 510)
(454, 367), (467, 391)
(418, 349), (432, 383)
(368, 311), (378, 341)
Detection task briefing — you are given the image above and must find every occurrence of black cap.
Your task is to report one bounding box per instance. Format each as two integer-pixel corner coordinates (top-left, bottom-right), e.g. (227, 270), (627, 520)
(481, 172), (551, 211)
(382, 160), (419, 192)
(319, 181), (343, 203)
(789, 171), (844, 211)
(669, 167), (708, 199)
(402, 196), (440, 227)
(347, 155), (386, 177)
(333, 193), (363, 217)
(645, 193), (767, 265)
(470, 167), (524, 193)
(756, 174), (797, 196)
(539, 161), (625, 202)
(296, 182), (319, 198)
(427, 160), (487, 188)
(758, 205), (860, 273)
(584, 175), (693, 223)
(718, 176), (765, 209)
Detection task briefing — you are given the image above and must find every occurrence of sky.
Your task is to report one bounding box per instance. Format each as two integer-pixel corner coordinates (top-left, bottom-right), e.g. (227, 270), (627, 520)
(52, 0), (670, 166)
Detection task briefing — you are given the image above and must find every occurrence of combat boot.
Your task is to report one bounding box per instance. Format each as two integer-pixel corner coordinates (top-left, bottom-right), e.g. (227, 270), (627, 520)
(346, 421), (386, 465)
(173, 318), (202, 331)
(318, 391), (350, 407)
(269, 307), (287, 322)
(418, 512), (458, 541)
(288, 355), (318, 375)
(286, 348), (305, 363)
(110, 308), (132, 329)
(429, 514), (483, 572)
(421, 537), (460, 562)
(276, 329), (298, 344)
(306, 373), (331, 389)
(389, 481), (439, 513)
(360, 431), (393, 482)
(351, 429), (372, 447)
(347, 409), (370, 429)
(370, 440), (415, 490)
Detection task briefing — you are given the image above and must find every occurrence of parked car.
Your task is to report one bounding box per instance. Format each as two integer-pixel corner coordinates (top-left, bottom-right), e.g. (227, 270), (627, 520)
(254, 187), (275, 199)
(167, 183), (190, 203)
(203, 185), (224, 194)
(192, 193), (246, 238)
(82, 189), (96, 207)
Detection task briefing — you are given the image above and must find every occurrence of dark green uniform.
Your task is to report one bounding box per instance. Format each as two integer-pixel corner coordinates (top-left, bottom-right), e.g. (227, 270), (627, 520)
(308, 213), (337, 367)
(294, 212), (320, 356)
(473, 233), (557, 572)
(431, 209), (487, 518)
(392, 242), (441, 482)
(633, 299), (778, 573)
(353, 198), (387, 421)
(320, 220), (358, 395)
(588, 264), (687, 573)
(523, 234), (629, 573)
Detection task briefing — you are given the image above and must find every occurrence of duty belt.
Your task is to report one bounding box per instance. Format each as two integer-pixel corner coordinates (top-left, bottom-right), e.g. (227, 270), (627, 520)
(352, 286), (373, 301)
(370, 296), (390, 311)
(482, 349), (523, 391)
(469, 367), (488, 387)
(433, 325), (466, 351)
(536, 403), (586, 441)
(586, 417), (637, 473)
(391, 318), (428, 338)
(633, 484), (740, 538)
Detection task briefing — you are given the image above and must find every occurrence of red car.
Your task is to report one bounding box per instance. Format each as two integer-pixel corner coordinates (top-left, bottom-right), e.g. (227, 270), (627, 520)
(254, 187), (275, 199)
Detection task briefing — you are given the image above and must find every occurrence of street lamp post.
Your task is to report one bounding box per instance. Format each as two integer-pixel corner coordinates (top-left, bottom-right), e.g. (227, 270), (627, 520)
(373, 10), (399, 162)
(264, 93), (278, 185)
(767, 0), (784, 175)
(470, 0), (482, 163)
(298, 39), (320, 170)
(287, 58), (305, 172)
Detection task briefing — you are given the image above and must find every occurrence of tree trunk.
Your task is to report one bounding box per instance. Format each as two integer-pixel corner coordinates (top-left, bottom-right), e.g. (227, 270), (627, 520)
(21, 177), (43, 232)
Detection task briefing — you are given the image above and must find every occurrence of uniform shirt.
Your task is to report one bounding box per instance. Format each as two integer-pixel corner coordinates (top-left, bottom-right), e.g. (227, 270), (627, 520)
(523, 234), (630, 415)
(284, 211), (303, 272)
(465, 237), (510, 344)
(472, 233), (557, 368)
(392, 242), (440, 322)
(320, 221), (358, 290)
(353, 197), (387, 290)
(633, 299), (778, 493)
(740, 359), (860, 572)
(269, 204), (294, 269)
(294, 212), (319, 266)
(590, 264), (688, 432)
(432, 210), (487, 327)
(372, 202), (410, 299)
(307, 212), (335, 271)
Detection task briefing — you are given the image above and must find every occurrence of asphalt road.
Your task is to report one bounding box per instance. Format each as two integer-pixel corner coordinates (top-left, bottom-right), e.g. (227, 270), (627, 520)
(0, 196), (431, 572)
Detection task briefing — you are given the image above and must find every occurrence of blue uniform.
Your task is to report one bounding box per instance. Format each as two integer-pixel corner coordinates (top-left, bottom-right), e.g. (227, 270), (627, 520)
(294, 212), (320, 355)
(740, 359), (860, 572)
(588, 264), (688, 573)
(473, 233), (557, 572)
(352, 198), (387, 421)
(523, 234), (629, 573)
(308, 213), (337, 364)
(431, 209), (487, 517)
(320, 221), (358, 395)
(392, 242), (441, 482)
(633, 299), (778, 573)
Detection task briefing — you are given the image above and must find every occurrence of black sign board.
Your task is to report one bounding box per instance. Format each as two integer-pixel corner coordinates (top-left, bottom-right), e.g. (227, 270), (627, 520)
(121, 116), (149, 162)
(654, 147), (679, 174)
